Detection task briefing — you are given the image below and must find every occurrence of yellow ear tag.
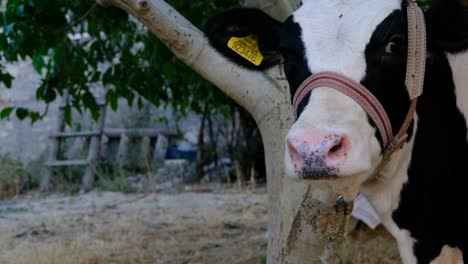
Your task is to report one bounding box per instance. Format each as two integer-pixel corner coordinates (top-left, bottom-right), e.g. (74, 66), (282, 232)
(227, 35), (264, 66)
(461, 0), (468, 7)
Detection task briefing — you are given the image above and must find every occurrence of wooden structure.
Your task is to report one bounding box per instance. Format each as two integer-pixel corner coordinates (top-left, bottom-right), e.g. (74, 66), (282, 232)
(40, 92), (107, 192)
(39, 94), (174, 192)
(103, 128), (170, 167)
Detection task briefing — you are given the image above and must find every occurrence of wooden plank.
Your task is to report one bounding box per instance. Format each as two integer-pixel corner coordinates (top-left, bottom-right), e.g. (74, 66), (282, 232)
(152, 134), (168, 171)
(116, 134), (129, 163)
(49, 131), (101, 138)
(81, 105), (107, 192)
(40, 90), (69, 192)
(141, 136), (151, 160)
(47, 159), (89, 167)
(59, 101), (106, 109)
(103, 128), (162, 137)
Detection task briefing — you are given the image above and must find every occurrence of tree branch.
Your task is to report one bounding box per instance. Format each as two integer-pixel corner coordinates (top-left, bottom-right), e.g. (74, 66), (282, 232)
(96, 0), (289, 122)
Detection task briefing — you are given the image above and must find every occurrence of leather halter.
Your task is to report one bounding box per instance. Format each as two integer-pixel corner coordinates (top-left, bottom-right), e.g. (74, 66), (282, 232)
(292, 1), (427, 178)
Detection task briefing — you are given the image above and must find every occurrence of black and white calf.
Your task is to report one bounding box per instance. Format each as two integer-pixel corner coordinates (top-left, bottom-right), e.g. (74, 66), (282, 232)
(206, 0), (468, 263)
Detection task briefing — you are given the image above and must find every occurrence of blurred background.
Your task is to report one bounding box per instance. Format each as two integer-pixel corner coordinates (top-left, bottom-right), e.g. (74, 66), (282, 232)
(0, 0), (266, 196)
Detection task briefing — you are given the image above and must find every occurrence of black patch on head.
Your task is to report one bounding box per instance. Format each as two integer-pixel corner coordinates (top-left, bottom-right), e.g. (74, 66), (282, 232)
(205, 8), (283, 70)
(362, 9), (413, 148)
(280, 16), (311, 117)
(205, 9), (312, 116)
(427, 0), (468, 53)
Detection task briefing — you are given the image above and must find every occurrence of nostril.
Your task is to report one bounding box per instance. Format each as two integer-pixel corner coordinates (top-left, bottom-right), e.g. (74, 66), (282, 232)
(287, 139), (303, 167)
(329, 140), (343, 153)
(326, 136), (348, 162)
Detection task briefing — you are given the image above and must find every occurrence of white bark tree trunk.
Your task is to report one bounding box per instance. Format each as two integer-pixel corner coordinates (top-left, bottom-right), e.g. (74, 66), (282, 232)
(96, 0), (334, 262)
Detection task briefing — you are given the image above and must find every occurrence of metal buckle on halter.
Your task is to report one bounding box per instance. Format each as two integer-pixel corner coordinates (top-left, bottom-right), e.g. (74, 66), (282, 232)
(370, 133), (410, 181)
(335, 195), (354, 216)
(384, 134), (409, 156)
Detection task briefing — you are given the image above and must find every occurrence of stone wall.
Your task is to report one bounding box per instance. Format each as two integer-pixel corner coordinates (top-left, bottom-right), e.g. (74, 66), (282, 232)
(0, 61), (201, 164)
(0, 60), (54, 162)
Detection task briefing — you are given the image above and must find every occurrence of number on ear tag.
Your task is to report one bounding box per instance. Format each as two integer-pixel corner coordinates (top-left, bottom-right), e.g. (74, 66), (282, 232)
(227, 35), (264, 66)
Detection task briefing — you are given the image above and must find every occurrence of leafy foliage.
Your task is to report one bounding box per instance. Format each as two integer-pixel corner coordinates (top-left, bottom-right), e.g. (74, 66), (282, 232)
(0, 0), (239, 123)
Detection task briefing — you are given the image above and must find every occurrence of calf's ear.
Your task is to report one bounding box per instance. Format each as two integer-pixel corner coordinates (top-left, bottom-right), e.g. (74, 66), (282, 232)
(426, 0), (468, 53)
(205, 8), (283, 70)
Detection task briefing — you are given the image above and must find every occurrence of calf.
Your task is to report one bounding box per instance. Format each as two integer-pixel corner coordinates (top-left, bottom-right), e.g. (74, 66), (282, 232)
(206, 0), (468, 263)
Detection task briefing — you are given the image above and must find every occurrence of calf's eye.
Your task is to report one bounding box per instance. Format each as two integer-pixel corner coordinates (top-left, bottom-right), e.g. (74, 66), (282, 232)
(385, 42), (397, 54)
(384, 36), (403, 55)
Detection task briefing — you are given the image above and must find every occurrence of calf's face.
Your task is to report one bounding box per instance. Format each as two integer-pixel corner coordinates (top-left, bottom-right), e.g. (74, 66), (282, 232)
(283, 0), (411, 183)
(207, 0), (414, 189)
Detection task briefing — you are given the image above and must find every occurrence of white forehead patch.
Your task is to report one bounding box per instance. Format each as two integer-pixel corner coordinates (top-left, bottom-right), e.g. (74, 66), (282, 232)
(293, 0), (402, 81)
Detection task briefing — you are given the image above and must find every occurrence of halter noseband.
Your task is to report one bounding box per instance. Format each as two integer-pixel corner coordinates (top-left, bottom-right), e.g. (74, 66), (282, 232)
(292, 1), (426, 178)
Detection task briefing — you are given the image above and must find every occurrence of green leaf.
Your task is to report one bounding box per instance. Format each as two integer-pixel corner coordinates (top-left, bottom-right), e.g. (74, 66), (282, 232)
(36, 81), (57, 102)
(16, 108), (29, 120)
(90, 107), (100, 121)
(0, 107), (14, 119)
(137, 97), (144, 109)
(32, 53), (45, 73)
(90, 71), (100, 82)
(82, 91), (97, 108)
(105, 90), (118, 111)
(102, 67), (114, 86)
(16, 5), (25, 17)
(64, 106), (72, 126)
(1, 73), (13, 88)
(29, 111), (41, 123)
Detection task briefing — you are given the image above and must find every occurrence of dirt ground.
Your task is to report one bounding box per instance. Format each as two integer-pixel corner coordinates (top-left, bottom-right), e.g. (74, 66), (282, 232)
(0, 187), (400, 264)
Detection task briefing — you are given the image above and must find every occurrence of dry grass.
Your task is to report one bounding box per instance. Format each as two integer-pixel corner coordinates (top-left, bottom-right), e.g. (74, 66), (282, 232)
(0, 189), (400, 264)
(0, 191), (268, 264)
(343, 224), (401, 264)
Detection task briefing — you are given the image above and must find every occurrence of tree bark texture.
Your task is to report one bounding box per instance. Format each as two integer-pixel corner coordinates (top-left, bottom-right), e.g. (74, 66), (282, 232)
(96, 0), (334, 262)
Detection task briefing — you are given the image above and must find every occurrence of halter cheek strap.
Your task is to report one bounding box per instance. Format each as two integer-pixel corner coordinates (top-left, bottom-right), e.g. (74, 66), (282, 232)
(292, 1), (426, 161)
(406, 0), (427, 100)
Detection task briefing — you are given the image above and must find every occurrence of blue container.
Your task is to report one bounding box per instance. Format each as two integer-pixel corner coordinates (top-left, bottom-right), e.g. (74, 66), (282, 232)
(165, 145), (197, 162)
